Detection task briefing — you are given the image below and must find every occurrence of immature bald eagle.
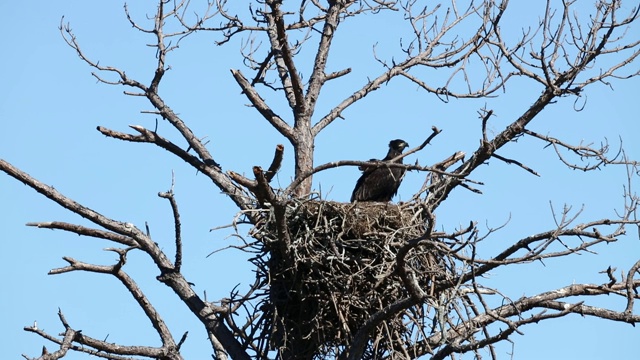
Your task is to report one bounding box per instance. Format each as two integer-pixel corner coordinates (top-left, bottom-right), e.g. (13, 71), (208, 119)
(351, 139), (409, 202)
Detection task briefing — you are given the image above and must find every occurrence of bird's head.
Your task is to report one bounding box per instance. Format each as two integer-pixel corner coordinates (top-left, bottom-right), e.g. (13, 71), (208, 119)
(389, 139), (409, 152)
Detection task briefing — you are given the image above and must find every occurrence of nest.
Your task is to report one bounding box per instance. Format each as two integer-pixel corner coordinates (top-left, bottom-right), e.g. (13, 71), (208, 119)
(250, 199), (458, 359)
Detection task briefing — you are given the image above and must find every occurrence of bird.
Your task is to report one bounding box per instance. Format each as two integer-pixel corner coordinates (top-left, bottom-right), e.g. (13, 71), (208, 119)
(351, 139), (409, 202)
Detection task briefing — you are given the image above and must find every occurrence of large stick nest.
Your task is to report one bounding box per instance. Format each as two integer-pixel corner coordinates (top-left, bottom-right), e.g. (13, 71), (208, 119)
(250, 199), (458, 359)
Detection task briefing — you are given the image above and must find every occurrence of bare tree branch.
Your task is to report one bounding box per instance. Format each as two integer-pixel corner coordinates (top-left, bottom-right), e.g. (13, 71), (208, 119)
(7, 1), (640, 359)
(230, 69), (294, 140)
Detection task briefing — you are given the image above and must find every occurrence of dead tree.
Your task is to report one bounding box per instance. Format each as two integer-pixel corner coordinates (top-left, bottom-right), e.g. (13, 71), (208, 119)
(3, 0), (640, 359)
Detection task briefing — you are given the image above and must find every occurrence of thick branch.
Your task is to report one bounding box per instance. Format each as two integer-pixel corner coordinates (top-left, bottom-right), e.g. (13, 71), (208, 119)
(158, 180), (183, 272)
(0, 159), (145, 239)
(427, 88), (557, 209)
(419, 281), (640, 359)
(25, 222), (137, 247)
(50, 255), (179, 351)
(303, 1), (343, 123)
(24, 308), (180, 360)
(268, 0), (306, 117)
(312, 1), (502, 135)
(230, 69), (294, 140)
(265, 144), (284, 182)
(97, 125), (252, 213)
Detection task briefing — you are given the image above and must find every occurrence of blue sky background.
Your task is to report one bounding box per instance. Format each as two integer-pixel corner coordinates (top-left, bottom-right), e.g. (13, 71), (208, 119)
(1, 1), (639, 359)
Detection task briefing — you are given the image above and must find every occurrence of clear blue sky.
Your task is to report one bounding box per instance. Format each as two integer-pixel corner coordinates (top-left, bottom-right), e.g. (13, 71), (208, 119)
(1, 1), (639, 359)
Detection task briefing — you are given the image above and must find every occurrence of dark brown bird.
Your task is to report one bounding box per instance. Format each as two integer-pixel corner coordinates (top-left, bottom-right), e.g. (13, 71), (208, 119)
(351, 139), (409, 202)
